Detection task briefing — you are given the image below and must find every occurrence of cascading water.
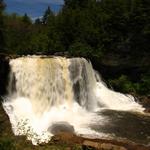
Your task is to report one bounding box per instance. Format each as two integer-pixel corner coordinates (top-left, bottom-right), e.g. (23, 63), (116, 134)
(2, 56), (144, 144)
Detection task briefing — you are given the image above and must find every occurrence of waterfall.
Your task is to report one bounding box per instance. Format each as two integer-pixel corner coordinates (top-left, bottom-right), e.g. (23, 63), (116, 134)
(2, 56), (144, 144)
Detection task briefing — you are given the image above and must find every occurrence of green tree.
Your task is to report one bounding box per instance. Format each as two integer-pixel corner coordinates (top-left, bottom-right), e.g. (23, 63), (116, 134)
(64, 0), (91, 9)
(0, 0), (5, 52)
(34, 18), (41, 25)
(69, 41), (92, 57)
(30, 24), (49, 54)
(22, 13), (31, 25)
(42, 6), (53, 24)
(4, 13), (32, 54)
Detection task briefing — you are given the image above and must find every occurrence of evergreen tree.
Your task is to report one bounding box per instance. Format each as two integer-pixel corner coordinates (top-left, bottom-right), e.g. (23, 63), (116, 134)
(22, 13), (31, 25)
(42, 6), (53, 24)
(0, 0), (5, 52)
(64, 0), (90, 8)
(34, 18), (41, 25)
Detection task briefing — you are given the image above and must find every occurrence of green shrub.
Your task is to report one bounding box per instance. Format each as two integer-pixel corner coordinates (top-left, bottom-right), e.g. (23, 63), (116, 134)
(109, 75), (136, 94)
(109, 74), (150, 96)
(0, 138), (16, 150)
(135, 74), (150, 95)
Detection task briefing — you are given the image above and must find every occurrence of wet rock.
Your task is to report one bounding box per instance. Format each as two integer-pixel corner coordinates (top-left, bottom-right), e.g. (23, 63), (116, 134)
(144, 109), (150, 113)
(48, 122), (75, 135)
(83, 140), (127, 150)
(137, 96), (150, 113)
(100, 143), (127, 150)
(52, 132), (150, 150)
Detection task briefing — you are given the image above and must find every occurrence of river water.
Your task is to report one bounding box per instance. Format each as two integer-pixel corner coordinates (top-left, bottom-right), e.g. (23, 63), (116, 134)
(2, 56), (150, 145)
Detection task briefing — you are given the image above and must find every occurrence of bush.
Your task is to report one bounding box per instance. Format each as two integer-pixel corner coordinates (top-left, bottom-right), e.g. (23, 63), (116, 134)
(0, 138), (16, 150)
(135, 74), (150, 95)
(109, 74), (150, 96)
(109, 75), (136, 94)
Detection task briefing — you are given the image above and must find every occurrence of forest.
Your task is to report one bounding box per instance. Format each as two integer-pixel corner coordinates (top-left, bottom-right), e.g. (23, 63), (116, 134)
(0, 0), (150, 96)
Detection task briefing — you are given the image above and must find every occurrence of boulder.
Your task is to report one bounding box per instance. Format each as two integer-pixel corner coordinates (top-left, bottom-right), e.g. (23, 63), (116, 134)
(48, 122), (75, 135)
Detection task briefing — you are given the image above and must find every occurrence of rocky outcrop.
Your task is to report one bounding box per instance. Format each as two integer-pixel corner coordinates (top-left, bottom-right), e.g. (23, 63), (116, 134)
(48, 122), (75, 134)
(83, 140), (127, 150)
(52, 132), (150, 150)
(137, 96), (150, 113)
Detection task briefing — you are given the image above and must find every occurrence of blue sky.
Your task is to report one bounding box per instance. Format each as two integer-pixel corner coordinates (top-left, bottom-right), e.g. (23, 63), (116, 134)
(5, 0), (64, 18)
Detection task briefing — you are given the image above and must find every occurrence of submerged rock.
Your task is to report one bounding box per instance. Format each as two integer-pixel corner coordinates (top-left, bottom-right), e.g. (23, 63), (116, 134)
(48, 122), (75, 134)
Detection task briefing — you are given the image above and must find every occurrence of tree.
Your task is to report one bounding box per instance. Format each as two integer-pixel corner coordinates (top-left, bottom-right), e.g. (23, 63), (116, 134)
(22, 13), (31, 25)
(42, 6), (53, 24)
(64, 0), (91, 9)
(0, 0), (5, 52)
(4, 13), (33, 54)
(69, 41), (92, 57)
(34, 18), (41, 25)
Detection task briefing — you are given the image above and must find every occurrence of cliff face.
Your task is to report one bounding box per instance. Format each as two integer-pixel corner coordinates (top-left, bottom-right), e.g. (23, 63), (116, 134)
(0, 54), (10, 96)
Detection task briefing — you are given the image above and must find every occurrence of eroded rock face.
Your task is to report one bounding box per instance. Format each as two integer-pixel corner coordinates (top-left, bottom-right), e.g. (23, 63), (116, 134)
(48, 122), (75, 135)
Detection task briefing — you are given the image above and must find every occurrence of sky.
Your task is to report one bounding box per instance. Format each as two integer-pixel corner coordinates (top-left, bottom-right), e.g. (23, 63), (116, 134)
(5, 0), (64, 19)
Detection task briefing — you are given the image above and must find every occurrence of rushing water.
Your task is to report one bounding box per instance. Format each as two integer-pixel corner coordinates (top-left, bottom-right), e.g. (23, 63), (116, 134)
(2, 56), (148, 145)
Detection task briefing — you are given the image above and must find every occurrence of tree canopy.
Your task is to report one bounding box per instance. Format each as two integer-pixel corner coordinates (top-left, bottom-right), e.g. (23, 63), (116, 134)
(0, 0), (150, 95)
(0, 0), (5, 52)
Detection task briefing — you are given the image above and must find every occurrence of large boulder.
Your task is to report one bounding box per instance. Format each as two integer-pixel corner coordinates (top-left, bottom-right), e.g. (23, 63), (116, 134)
(48, 122), (75, 135)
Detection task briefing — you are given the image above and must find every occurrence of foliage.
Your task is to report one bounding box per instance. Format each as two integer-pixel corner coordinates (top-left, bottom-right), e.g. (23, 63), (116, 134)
(0, 138), (16, 150)
(0, 0), (5, 52)
(109, 75), (136, 93)
(22, 13), (32, 25)
(2, 0), (150, 57)
(69, 41), (92, 57)
(135, 73), (150, 95)
(0, 136), (82, 150)
(0, 0), (149, 95)
(109, 74), (150, 95)
(42, 6), (54, 24)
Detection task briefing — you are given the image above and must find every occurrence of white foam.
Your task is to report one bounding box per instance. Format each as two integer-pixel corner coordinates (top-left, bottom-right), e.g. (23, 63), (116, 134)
(3, 96), (104, 144)
(3, 56), (144, 144)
